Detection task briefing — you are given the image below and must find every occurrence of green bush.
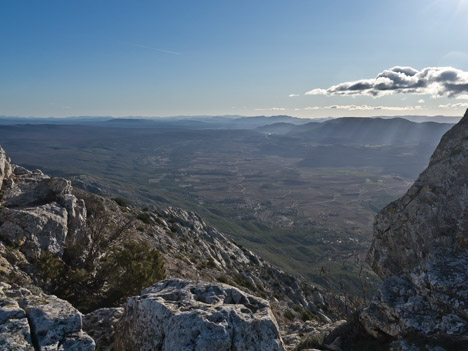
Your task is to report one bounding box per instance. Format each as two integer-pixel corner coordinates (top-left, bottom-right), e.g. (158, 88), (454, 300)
(206, 257), (217, 269)
(113, 198), (128, 207)
(137, 212), (152, 224)
(100, 241), (166, 304)
(216, 276), (229, 284)
(38, 241), (166, 312)
(38, 253), (89, 308)
(284, 310), (295, 320)
(301, 309), (316, 321)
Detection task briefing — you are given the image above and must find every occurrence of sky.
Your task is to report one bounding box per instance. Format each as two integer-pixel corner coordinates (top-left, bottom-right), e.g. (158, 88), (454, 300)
(1, 0), (468, 118)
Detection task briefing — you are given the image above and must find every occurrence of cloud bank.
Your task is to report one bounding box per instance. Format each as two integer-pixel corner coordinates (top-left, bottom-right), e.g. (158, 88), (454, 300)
(306, 66), (468, 98)
(438, 102), (468, 109)
(302, 105), (422, 111)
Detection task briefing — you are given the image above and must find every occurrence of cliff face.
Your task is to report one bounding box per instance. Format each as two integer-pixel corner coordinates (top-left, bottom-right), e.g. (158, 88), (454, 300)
(362, 110), (468, 350)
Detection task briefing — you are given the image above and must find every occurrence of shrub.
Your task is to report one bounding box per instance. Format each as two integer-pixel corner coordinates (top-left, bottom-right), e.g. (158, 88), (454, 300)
(206, 257), (217, 269)
(284, 310), (295, 320)
(113, 198), (128, 207)
(216, 276), (229, 284)
(137, 212), (152, 224)
(154, 217), (164, 225)
(38, 253), (89, 308)
(100, 241), (166, 304)
(301, 309), (316, 321)
(38, 241), (166, 312)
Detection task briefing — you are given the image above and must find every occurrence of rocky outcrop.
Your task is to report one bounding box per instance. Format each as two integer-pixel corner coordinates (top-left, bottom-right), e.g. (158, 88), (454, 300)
(114, 279), (285, 351)
(0, 148), (89, 262)
(361, 110), (468, 348)
(0, 282), (94, 351)
(0, 147), (12, 190)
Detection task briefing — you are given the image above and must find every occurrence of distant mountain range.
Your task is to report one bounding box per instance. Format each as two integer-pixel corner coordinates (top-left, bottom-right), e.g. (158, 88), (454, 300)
(259, 117), (454, 145)
(0, 114), (461, 128)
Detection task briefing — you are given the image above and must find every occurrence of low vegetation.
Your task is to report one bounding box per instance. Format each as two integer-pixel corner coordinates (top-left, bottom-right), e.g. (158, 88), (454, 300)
(39, 241), (165, 312)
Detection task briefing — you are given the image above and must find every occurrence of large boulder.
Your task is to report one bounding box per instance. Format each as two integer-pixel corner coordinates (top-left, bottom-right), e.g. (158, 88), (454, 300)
(114, 279), (285, 351)
(361, 109), (468, 348)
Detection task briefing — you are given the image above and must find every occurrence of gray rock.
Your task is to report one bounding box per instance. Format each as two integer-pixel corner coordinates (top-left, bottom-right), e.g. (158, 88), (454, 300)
(0, 283), (33, 351)
(0, 283), (95, 351)
(0, 203), (69, 260)
(114, 279), (285, 351)
(362, 109), (468, 346)
(368, 109), (468, 278)
(0, 146), (12, 189)
(0, 159), (89, 262)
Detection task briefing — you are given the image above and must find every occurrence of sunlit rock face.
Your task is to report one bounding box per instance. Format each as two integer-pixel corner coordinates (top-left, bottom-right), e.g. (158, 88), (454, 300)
(0, 147), (90, 263)
(362, 109), (468, 348)
(114, 279), (285, 351)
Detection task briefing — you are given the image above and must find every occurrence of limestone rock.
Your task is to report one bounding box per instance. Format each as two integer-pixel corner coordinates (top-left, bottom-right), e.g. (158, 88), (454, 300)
(0, 282), (94, 351)
(0, 155), (89, 262)
(114, 279), (285, 351)
(362, 109), (468, 347)
(0, 204), (69, 260)
(0, 146), (12, 190)
(0, 283), (33, 351)
(367, 110), (468, 278)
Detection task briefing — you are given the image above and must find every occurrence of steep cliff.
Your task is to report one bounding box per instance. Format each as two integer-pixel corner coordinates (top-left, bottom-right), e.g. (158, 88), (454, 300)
(361, 109), (468, 350)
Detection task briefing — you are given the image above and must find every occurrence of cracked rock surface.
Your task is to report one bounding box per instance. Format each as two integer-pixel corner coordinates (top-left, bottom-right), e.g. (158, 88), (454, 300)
(0, 147), (89, 263)
(114, 279), (285, 351)
(0, 282), (94, 351)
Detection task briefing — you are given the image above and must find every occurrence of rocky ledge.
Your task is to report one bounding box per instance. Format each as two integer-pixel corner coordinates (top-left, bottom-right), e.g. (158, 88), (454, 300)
(114, 279), (285, 351)
(361, 109), (468, 350)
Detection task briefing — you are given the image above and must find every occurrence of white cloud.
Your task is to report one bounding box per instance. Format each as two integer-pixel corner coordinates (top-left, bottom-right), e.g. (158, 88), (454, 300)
(289, 94), (300, 97)
(255, 107), (286, 111)
(418, 99), (425, 103)
(305, 66), (468, 98)
(438, 102), (468, 109)
(302, 105), (422, 111)
(306, 88), (328, 96)
(456, 94), (468, 100)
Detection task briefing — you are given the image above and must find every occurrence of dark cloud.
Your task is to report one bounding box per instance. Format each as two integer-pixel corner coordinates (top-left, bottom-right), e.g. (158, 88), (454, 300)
(306, 66), (468, 98)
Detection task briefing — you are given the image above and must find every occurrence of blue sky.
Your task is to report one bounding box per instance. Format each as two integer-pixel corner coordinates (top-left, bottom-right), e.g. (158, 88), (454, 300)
(1, 0), (468, 118)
